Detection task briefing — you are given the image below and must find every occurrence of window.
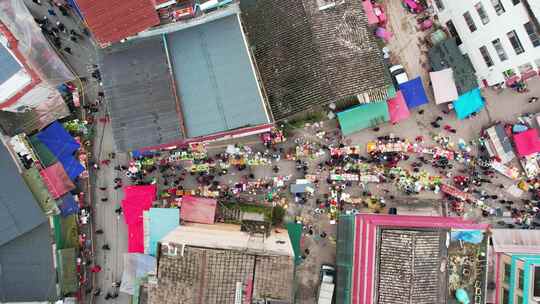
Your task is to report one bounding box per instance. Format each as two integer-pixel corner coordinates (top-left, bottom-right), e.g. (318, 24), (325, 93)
(502, 288), (509, 304)
(512, 0), (520, 4)
(507, 30), (525, 54)
(504, 263), (511, 283)
(475, 2), (490, 24)
(446, 20), (462, 45)
(463, 12), (477, 32)
(479, 46), (494, 67)
(434, 0), (444, 11)
(518, 268), (524, 290)
(534, 266), (540, 297)
(492, 39), (508, 61)
(525, 21), (540, 47)
(517, 295), (523, 304)
(491, 0), (505, 15)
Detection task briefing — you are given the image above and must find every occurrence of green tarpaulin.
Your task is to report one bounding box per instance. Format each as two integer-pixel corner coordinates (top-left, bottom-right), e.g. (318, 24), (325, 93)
(29, 134), (57, 167)
(337, 102), (390, 135)
(22, 167), (60, 216)
(286, 222), (303, 265)
(58, 248), (78, 294)
(53, 214), (79, 250)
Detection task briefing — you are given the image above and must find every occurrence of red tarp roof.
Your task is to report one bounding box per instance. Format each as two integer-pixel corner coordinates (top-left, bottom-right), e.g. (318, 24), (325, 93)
(76, 0), (160, 45)
(180, 196), (217, 224)
(514, 129), (540, 157)
(40, 162), (75, 199)
(387, 91), (410, 123)
(361, 1), (379, 25)
(121, 185), (156, 253)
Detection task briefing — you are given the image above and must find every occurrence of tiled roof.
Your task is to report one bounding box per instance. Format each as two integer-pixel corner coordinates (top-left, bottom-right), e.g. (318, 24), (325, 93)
(76, 0), (160, 44)
(240, 0), (392, 120)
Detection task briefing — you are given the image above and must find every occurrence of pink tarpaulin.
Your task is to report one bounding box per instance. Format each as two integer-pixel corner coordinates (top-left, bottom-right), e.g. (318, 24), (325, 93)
(40, 162), (75, 199)
(513, 129), (540, 157)
(387, 91), (410, 123)
(121, 185), (156, 253)
(362, 1), (379, 25)
(375, 27), (392, 42)
(180, 196), (217, 224)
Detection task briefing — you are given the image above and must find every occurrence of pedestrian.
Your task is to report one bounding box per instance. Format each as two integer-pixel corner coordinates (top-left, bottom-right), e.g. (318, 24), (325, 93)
(102, 244), (110, 250)
(99, 186), (107, 191)
(100, 198), (108, 202)
(63, 47), (72, 54)
(96, 229), (104, 234)
(47, 8), (56, 16)
(58, 5), (68, 16)
(104, 293), (112, 300)
(115, 207), (122, 214)
(32, 0), (42, 5)
(56, 21), (65, 32)
(70, 35), (78, 43)
(92, 287), (101, 295)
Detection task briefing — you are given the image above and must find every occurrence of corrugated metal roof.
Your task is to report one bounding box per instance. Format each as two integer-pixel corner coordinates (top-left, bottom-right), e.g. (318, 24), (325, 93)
(492, 229), (540, 254)
(0, 43), (21, 85)
(0, 142), (46, 247)
(99, 37), (183, 151)
(76, 0), (160, 44)
(166, 14), (269, 138)
(0, 222), (57, 302)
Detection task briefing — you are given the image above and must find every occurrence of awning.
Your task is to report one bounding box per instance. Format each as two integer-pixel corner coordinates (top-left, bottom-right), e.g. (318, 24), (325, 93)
(22, 167), (60, 216)
(513, 128), (540, 157)
(59, 194), (79, 217)
(180, 196), (217, 225)
(430, 69), (458, 104)
(387, 91), (410, 123)
(337, 102), (389, 135)
(453, 88), (484, 120)
(399, 77), (429, 108)
(122, 185), (156, 253)
(58, 248), (78, 294)
(361, 1), (379, 25)
(146, 208), (179, 256)
(40, 163), (75, 199)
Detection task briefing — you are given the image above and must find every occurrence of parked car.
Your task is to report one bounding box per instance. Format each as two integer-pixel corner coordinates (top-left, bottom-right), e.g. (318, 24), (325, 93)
(389, 64), (409, 89)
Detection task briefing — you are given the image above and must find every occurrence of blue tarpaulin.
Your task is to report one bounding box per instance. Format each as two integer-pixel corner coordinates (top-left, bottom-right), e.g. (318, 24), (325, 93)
(37, 121), (82, 181)
(453, 88), (484, 120)
(451, 230), (484, 244)
(58, 154), (85, 181)
(399, 77), (429, 108)
(37, 121), (80, 157)
(59, 194), (79, 217)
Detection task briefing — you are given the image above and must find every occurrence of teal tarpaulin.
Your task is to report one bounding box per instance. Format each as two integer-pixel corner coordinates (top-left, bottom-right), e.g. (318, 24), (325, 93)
(337, 102), (389, 135)
(453, 88), (484, 120)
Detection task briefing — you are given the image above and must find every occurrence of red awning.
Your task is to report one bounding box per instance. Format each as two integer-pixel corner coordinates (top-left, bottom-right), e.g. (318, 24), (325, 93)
(514, 129), (540, 157)
(387, 91), (410, 123)
(180, 196), (217, 224)
(40, 162), (75, 199)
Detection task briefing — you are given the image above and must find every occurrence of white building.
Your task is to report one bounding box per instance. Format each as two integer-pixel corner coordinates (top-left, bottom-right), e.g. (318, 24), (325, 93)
(433, 0), (540, 86)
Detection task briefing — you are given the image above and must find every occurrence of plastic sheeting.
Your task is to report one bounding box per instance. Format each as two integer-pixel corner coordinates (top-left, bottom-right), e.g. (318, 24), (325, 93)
(40, 162), (75, 199)
(180, 196), (217, 224)
(122, 185), (156, 253)
(146, 208), (179, 256)
(37, 121), (83, 181)
(337, 102), (390, 135)
(387, 91), (410, 123)
(451, 230), (484, 244)
(399, 77), (429, 108)
(514, 128), (540, 157)
(0, 0), (74, 85)
(119, 253), (156, 295)
(430, 69), (458, 104)
(453, 88), (484, 120)
(59, 194), (79, 217)
(362, 1), (379, 25)
(22, 167), (59, 216)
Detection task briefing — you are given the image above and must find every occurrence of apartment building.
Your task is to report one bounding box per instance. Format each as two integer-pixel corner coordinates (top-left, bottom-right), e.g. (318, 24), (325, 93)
(433, 0), (540, 87)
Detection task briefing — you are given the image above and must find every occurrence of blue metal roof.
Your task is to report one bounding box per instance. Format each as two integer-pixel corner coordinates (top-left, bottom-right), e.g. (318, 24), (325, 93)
(0, 43), (21, 85)
(166, 14), (269, 138)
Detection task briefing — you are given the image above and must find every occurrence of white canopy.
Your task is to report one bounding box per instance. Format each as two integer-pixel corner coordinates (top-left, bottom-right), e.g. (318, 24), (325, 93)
(430, 68), (458, 104)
